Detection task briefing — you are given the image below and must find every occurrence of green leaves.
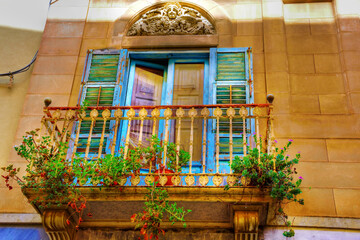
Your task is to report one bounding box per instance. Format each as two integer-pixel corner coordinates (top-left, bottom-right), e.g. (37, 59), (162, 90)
(230, 139), (305, 237)
(283, 228), (295, 237)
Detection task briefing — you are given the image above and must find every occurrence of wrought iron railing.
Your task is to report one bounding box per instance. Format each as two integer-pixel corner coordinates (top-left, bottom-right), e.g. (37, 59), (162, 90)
(38, 99), (275, 187)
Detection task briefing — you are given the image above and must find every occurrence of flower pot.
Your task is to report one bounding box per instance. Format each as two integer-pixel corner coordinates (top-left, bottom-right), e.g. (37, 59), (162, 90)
(154, 168), (175, 186)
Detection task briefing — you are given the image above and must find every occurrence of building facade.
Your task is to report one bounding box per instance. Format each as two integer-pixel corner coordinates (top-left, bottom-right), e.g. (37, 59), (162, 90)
(1, 0), (360, 239)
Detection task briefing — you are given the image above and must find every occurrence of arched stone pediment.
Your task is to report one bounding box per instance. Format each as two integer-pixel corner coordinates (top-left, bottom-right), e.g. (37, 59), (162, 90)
(126, 2), (216, 36)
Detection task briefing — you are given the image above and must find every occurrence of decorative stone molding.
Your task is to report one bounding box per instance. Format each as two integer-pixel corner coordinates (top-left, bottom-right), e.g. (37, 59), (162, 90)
(126, 2), (216, 36)
(43, 209), (76, 240)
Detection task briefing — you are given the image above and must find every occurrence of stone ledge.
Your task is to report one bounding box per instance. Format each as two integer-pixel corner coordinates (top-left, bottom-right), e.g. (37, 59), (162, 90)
(121, 35), (218, 48)
(0, 213), (42, 224)
(283, 0), (332, 3)
(268, 216), (360, 230)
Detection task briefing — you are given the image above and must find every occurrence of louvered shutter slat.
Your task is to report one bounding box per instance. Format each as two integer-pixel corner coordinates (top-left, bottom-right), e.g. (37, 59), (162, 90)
(87, 54), (120, 83)
(214, 49), (250, 162)
(72, 50), (128, 158)
(217, 52), (246, 81)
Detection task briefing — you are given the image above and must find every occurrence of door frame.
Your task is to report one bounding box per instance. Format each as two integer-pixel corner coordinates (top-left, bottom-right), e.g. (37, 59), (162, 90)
(119, 52), (210, 173)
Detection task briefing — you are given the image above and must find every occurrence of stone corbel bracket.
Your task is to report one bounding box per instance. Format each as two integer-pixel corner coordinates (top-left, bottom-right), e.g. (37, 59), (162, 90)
(43, 209), (76, 240)
(232, 204), (268, 240)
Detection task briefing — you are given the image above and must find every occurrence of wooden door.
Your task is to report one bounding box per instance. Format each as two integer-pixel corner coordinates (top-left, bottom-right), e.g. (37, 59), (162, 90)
(172, 63), (204, 168)
(129, 66), (164, 147)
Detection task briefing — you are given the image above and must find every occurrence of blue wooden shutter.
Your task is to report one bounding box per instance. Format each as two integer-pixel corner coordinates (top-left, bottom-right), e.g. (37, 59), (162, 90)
(75, 49), (128, 157)
(208, 48), (253, 173)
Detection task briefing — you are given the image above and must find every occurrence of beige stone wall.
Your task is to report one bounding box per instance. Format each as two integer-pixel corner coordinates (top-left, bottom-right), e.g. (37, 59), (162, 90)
(276, 0), (360, 219)
(5, 0), (360, 229)
(0, 0), (49, 215)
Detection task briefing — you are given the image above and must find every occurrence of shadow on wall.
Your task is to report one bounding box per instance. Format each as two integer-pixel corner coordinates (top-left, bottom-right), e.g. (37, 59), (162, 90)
(0, 25), (44, 163)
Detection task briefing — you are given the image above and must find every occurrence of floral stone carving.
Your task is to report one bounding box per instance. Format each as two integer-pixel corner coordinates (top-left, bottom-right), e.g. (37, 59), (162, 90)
(127, 2), (216, 36)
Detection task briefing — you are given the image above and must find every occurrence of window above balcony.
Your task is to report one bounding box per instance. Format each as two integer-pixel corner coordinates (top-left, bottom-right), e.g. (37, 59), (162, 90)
(72, 48), (254, 174)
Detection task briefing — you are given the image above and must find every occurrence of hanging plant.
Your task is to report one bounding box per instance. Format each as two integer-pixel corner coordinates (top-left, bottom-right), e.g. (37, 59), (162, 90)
(131, 182), (191, 240)
(1, 130), (192, 234)
(1, 129), (143, 230)
(230, 139), (305, 238)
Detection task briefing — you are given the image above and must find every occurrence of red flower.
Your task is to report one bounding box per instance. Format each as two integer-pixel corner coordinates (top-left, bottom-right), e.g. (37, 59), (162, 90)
(140, 227), (147, 235)
(66, 219), (70, 225)
(80, 202), (86, 209)
(130, 214), (137, 222)
(8, 186), (13, 190)
(87, 212), (93, 217)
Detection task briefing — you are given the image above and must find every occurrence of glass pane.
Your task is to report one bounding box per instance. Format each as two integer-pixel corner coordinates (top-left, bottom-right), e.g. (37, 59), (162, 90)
(172, 63), (204, 164)
(130, 66), (164, 147)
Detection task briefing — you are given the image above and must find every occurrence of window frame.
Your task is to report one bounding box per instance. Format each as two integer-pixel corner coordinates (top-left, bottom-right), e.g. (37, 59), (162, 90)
(69, 49), (128, 159)
(207, 47), (254, 173)
(119, 52), (210, 173)
(73, 48), (254, 174)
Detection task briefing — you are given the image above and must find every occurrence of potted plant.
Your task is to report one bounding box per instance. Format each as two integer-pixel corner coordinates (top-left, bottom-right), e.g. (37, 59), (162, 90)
(139, 136), (190, 186)
(93, 149), (142, 187)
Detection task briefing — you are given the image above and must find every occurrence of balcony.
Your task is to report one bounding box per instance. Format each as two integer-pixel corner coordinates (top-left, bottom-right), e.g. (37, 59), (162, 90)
(40, 97), (274, 185)
(22, 96), (276, 240)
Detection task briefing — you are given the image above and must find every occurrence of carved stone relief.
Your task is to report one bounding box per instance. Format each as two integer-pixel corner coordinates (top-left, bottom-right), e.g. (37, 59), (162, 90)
(127, 2), (216, 36)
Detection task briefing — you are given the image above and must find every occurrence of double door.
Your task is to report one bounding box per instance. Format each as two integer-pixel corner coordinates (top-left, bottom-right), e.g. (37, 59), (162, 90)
(121, 58), (209, 173)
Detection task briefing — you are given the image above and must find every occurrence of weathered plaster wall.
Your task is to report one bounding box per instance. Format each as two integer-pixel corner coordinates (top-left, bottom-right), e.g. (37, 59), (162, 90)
(5, 0), (360, 237)
(0, 0), (49, 216)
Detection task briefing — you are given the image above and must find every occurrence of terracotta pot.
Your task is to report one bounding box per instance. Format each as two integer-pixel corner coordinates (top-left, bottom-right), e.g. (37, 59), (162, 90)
(154, 168), (175, 186)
